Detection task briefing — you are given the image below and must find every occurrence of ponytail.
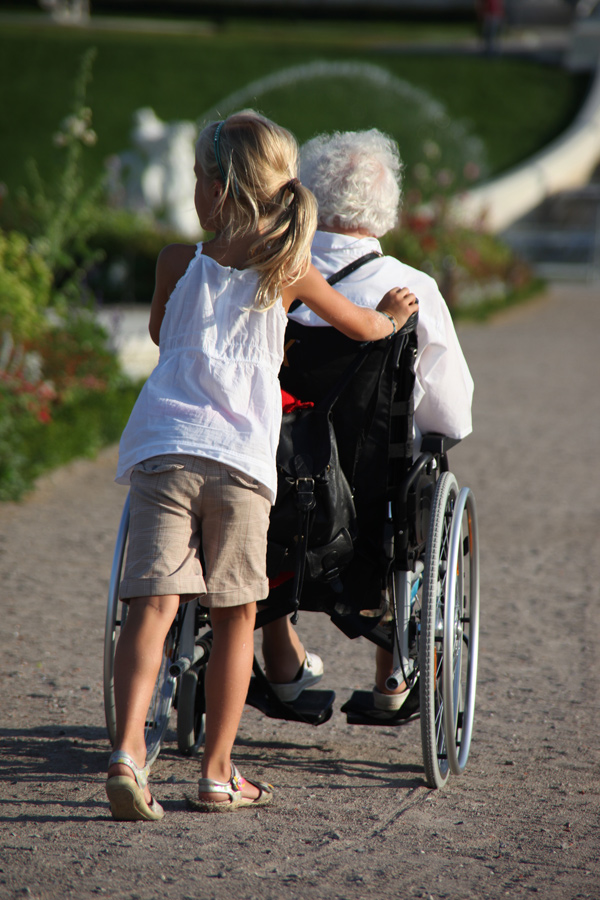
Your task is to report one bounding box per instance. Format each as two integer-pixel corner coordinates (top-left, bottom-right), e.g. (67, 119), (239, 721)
(249, 177), (317, 310)
(196, 110), (318, 310)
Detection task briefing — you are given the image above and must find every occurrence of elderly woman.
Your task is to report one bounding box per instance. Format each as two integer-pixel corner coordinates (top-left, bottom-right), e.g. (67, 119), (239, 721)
(263, 128), (473, 713)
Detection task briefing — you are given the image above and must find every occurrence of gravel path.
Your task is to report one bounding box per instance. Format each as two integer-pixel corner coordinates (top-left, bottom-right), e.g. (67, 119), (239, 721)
(1, 283), (599, 900)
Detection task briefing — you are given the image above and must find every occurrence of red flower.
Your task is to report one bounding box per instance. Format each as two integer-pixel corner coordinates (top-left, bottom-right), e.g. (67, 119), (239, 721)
(407, 214), (432, 234)
(420, 235), (438, 252)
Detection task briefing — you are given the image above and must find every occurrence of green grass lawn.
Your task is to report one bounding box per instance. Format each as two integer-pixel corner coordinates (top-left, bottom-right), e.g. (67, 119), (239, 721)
(0, 18), (590, 207)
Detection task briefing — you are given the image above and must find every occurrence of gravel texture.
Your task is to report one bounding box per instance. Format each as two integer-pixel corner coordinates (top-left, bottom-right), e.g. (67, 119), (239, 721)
(1, 283), (599, 900)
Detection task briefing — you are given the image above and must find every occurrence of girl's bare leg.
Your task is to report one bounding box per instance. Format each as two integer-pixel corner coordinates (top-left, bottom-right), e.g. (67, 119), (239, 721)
(200, 601), (260, 801)
(107, 594), (180, 801)
(261, 617), (305, 683)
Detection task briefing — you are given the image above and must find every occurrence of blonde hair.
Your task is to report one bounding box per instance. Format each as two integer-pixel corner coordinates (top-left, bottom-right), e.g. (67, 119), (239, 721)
(196, 110), (317, 310)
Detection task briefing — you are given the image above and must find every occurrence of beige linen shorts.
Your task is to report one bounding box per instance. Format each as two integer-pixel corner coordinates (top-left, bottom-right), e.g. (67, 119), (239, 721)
(119, 454), (271, 608)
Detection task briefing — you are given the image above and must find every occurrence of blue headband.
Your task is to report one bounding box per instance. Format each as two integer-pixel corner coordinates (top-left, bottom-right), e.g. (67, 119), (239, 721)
(213, 122), (228, 185)
(213, 120), (240, 197)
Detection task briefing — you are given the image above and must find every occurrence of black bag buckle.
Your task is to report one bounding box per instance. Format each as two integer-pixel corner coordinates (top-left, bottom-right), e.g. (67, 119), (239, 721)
(295, 476), (316, 511)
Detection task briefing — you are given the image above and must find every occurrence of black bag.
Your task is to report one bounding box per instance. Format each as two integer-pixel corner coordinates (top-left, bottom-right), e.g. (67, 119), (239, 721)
(267, 254), (383, 620)
(266, 389), (359, 599)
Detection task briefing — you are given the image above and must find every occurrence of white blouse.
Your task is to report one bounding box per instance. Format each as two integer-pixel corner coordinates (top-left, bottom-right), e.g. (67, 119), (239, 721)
(116, 244), (287, 503)
(288, 231), (474, 450)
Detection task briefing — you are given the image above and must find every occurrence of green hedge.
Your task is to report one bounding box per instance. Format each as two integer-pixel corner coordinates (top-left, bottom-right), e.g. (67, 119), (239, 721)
(0, 380), (142, 501)
(0, 22), (590, 204)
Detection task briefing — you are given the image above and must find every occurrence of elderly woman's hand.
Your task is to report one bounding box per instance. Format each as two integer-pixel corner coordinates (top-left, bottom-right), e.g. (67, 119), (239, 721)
(377, 287), (419, 334)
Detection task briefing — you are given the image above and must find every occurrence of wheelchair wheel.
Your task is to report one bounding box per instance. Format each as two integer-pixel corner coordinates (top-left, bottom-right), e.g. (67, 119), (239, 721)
(443, 487), (480, 776)
(176, 666), (206, 756)
(175, 600), (207, 756)
(419, 471), (458, 789)
(103, 494), (177, 766)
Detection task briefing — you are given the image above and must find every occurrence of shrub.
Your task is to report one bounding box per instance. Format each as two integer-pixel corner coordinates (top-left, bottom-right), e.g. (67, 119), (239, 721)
(0, 378), (142, 501)
(0, 52), (142, 502)
(0, 230), (55, 341)
(14, 47), (105, 305)
(29, 311), (122, 399)
(381, 143), (539, 315)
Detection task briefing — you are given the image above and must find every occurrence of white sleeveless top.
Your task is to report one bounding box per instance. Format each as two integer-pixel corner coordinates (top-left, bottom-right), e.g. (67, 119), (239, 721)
(116, 244), (287, 503)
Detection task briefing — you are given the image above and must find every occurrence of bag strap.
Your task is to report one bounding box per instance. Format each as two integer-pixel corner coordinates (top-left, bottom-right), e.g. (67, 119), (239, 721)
(285, 250), (384, 621)
(288, 251), (383, 313)
(289, 455), (316, 623)
(326, 251), (383, 286)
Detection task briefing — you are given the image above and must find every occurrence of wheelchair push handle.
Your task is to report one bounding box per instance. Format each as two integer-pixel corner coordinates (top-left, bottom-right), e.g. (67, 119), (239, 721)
(169, 638), (211, 678)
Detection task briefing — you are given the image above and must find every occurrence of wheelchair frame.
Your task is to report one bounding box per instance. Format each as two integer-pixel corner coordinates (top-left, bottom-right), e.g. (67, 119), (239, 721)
(104, 320), (480, 789)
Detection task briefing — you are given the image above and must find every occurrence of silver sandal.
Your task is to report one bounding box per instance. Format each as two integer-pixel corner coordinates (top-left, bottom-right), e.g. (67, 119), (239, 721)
(106, 750), (164, 821)
(188, 763), (273, 813)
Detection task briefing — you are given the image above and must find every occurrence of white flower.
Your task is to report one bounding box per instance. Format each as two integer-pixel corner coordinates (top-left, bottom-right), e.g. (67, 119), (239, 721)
(23, 351), (43, 383)
(423, 140), (441, 161)
(414, 163), (430, 183)
(82, 129), (97, 146)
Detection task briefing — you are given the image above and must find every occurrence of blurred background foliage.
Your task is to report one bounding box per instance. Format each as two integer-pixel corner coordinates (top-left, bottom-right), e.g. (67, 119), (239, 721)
(0, 14), (590, 497)
(0, 22), (588, 196)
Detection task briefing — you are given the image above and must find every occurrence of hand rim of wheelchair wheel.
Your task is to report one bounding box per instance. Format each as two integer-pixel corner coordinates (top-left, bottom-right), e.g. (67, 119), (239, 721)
(420, 471), (457, 789)
(442, 486), (480, 776)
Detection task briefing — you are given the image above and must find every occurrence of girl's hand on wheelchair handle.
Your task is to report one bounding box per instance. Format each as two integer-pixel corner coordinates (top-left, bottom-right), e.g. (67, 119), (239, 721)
(377, 287), (419, 334)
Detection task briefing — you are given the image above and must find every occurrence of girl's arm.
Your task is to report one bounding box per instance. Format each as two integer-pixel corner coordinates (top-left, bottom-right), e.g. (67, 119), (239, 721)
(149, 243), (196, 345)
(282, 264), (418, 341)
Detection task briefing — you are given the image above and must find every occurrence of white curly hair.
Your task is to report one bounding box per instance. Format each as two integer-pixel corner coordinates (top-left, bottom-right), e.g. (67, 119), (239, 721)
(299, 128), (403, 237)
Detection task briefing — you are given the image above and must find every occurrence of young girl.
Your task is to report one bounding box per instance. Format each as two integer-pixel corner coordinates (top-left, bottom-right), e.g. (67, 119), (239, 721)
(105, 110), (418, 819)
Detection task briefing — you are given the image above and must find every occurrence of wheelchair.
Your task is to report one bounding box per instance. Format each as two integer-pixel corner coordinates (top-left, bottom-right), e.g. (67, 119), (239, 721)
(104, 313), (480, 789)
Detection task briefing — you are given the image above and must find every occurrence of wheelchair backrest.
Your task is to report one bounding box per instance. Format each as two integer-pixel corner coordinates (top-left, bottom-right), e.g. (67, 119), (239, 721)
(280, 313), (418, 502)
(270, 314), (426, 620)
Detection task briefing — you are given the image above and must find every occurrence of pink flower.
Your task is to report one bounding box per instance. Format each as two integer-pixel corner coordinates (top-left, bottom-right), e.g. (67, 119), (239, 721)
(436, 169), (454, 188)
(463, 162), (481, 182)
(37, 381), (57, 401)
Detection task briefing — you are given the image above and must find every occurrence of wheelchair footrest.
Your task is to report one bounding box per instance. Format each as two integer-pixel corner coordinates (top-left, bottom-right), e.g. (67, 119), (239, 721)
(340, 688), (420, 726)
(246, 677), (335, 726)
